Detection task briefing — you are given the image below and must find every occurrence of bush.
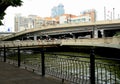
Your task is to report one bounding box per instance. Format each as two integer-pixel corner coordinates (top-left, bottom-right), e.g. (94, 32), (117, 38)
(114, 32), (120, 37)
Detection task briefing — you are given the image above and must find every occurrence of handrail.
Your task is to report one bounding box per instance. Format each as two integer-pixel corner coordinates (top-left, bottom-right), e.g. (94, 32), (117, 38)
(0, 40), (61, 48)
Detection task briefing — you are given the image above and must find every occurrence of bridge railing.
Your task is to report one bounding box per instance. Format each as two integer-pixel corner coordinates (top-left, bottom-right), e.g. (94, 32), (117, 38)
(61, 37), (120, 49)
(0, 40), (61, 48)
(0, 37), (120, 48)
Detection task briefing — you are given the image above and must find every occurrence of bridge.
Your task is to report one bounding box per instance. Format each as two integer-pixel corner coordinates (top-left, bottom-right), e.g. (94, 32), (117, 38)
(1, 20), (120, 41)
(0, 37), (120, 84)
(0, 37), (120, 49)
(61, 37), (120, 49)
(0, 20), (120, 84)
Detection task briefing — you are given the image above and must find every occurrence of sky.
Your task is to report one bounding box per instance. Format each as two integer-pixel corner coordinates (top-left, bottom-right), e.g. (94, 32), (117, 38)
(0, 0), (120, 32)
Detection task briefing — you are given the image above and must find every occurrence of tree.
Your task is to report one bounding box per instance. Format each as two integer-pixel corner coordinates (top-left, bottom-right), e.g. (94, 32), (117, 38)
(0, 0), (23, 25)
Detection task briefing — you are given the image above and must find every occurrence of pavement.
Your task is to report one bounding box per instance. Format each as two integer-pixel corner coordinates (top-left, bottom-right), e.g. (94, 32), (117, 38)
(0, 61), (63, 84)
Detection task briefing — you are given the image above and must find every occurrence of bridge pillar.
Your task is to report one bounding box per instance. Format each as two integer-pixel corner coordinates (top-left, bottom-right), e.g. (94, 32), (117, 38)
(91, 26), (96, 38)
(34, 35), (37, 40)
(94, 30), (98, 38)
(101, 29), (105, 38)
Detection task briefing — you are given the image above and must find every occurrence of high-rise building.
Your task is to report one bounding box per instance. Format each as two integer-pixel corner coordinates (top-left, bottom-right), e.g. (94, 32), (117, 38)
(14, 14), (30, 32)
(51, 3), (65, 18)
(14, 14), (43, 32)
(14, 14), (57, 32)
(14, 14), (22, 32)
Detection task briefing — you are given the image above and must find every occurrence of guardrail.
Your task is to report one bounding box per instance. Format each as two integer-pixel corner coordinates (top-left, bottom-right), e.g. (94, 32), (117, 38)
(0, 37), (120, 49)
(0, 40), (61, 48)
(61, 37), (120, 49)
(0, 47), (120, 84)
(0, 36), (120, 49)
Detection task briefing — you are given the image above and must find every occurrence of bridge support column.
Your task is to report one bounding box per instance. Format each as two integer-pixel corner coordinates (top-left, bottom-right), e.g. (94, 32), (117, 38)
(94, 30), (98, 38)
(101, 29), (105, 38)
(34, 35), (37, 40)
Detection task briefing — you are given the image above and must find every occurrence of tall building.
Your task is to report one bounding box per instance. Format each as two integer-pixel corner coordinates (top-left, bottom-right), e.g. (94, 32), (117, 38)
(14, 14), (22, 32)
(14, 14), (43, 32)
(51, 3), (65, 18)
(14, 14), (58, 32)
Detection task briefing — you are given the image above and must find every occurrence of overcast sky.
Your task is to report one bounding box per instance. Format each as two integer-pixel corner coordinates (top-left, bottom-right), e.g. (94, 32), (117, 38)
(1, 0), (120, 32)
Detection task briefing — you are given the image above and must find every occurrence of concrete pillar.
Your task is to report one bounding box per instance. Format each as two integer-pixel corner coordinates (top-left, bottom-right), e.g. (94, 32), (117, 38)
(100, 29), (105, 38)
(91, 26), (96, 38)
(34, 35), (37, 40)
(94, 30), (98, 38)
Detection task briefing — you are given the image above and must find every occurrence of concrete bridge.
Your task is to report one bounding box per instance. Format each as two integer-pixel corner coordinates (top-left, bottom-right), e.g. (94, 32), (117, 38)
(0, 37), (120, 49)
(61, 37), (120, 49)
(1, 20), (120, 41)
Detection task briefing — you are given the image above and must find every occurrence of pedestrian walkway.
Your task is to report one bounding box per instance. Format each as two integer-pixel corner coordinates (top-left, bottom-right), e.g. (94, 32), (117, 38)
(0, 61), (62, 84)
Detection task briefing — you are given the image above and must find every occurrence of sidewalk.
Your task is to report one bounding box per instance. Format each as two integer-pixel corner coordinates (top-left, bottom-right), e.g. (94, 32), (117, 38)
(0, 61), (62, 84)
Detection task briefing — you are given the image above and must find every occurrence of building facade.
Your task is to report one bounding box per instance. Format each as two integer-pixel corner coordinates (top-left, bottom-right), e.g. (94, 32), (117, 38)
(59, 9), (96, 24)
(14, 14), (59, 32)
(14, 14), (44, 32)
(14, 9), (96, 32)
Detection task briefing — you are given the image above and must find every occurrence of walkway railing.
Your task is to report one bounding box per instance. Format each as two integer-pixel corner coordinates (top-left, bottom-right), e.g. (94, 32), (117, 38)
(0, 47), (120, 84)
(0, 36), (120, 49)
(61, 37), (120, 49)
(0, 40), (61, 48)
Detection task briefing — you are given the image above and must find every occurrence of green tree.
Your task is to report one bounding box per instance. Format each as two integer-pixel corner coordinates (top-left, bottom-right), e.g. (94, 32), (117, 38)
(0, 0), (23, 25)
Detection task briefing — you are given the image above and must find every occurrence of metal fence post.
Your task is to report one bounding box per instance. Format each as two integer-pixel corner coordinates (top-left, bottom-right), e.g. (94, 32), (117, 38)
(90, 48), (95, 84)
(18, 46), (21, 67)
(41, 49), (45, 76)
(4, 45), (6, 62)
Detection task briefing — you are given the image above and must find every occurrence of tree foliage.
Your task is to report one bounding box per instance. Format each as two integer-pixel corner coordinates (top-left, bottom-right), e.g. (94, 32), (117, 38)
(0, 0), (23, 25)
(114, 32), (120, 37)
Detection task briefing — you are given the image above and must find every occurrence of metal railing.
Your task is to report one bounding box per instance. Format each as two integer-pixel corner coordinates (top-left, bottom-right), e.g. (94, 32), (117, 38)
(0, 47), (120, 84)
(44, 53), (120, 84)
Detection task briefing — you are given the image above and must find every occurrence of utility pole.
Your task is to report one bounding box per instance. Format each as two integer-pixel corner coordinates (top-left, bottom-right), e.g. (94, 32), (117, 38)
(104, 6), (106, 20)
(113, 8), (115, 20)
